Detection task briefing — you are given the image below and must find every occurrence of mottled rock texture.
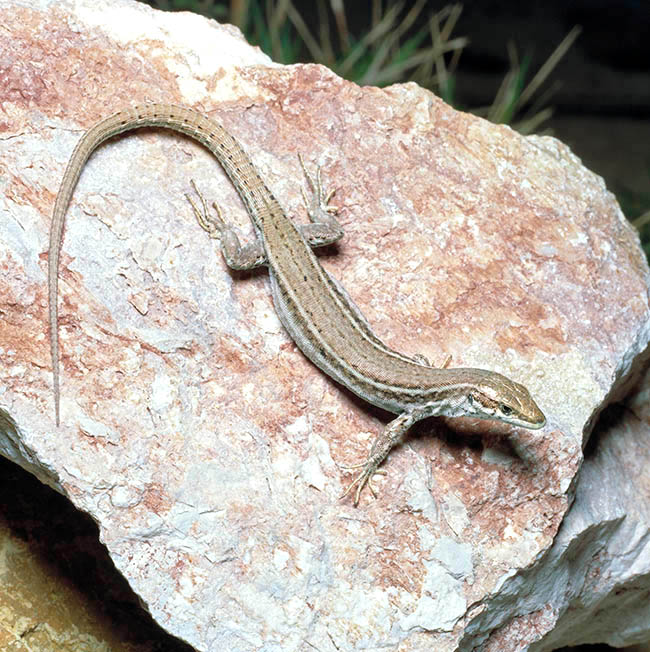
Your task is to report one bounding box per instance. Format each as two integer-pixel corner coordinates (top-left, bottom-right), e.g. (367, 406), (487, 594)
(1, 1), (649, 651)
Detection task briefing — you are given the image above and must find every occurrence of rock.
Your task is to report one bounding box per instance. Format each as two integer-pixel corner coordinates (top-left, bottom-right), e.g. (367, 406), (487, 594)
(1, 0), (649, 650)
(0, 444), (195, 651)
(458, 366), (650, 651)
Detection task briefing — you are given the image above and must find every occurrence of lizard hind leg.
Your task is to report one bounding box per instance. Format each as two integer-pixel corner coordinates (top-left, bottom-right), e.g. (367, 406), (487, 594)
(411, 353), (452, 368)
(186, 180), (268, 270)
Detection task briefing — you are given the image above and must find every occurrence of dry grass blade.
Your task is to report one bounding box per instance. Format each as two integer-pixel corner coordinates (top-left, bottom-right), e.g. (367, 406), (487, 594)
(268, 0), (291, 61)
(425, 5), (466, 97)
(373, 38), (467, 87)
(514, 107), (554, 134)
(632, 210), (650, 230)
(517, 25), (582, 107)
(230, 0), (250, 30)
(285, 0), (327, 62)
(329, 0), (349, 51)
(337, 2), (404, 78)
(483, 26), (580, 131)
(485, 42), (521, 123)
(360, 0), (429, 84)
(318, 0), (335, 64)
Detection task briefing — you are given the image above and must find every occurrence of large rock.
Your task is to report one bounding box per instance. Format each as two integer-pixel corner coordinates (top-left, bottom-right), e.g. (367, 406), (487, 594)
(1, 0), (649, 650)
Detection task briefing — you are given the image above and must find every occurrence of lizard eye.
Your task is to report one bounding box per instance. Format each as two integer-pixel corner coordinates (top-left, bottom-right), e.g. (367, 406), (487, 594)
(499, 404), (513, 416)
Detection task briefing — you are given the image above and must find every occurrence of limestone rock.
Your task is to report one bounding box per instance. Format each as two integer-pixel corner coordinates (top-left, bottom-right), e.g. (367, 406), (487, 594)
(1, 0), (649, 650)
(458, 366), (650, 651)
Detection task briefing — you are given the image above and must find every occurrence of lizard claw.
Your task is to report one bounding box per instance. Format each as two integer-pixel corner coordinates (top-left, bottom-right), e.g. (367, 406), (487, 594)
(339, 461), (386, 506)
(186, 179), (225, 239)
(298, 154), (339, 220)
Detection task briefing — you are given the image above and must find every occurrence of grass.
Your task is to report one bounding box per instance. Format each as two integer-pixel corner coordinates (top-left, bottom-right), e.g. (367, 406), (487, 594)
(620, 166), (650, 259)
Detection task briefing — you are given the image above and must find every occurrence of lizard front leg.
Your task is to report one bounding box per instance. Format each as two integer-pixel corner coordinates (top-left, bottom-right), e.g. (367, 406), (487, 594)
(341, 410), (422, 506)
(297, 155), (345, 247)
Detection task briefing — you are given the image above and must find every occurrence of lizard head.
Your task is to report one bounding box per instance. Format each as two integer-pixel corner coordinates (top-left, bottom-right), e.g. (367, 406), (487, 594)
(462, 369), (546, 430)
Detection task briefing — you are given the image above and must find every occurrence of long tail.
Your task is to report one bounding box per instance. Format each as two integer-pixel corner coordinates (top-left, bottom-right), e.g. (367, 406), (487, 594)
(48, 104), (276, 424)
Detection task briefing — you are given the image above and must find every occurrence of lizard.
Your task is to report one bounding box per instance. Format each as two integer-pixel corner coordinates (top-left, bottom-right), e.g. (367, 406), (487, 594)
(48, 103), (546, 505)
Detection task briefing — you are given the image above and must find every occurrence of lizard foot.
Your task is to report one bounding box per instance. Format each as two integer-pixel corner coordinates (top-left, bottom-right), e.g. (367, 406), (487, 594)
(298, 154), (339, 220)
(339, 460), (387, 506)
(186, 179), (225, 239)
